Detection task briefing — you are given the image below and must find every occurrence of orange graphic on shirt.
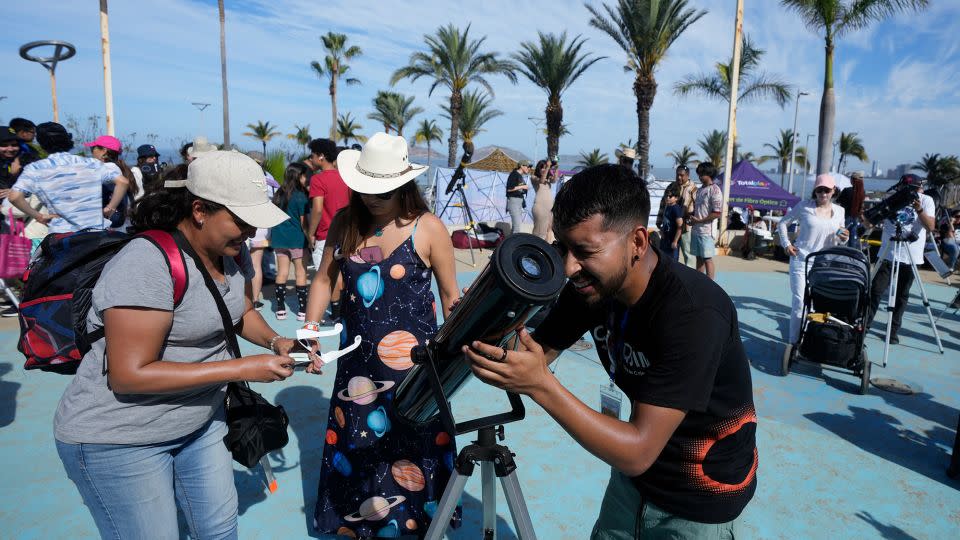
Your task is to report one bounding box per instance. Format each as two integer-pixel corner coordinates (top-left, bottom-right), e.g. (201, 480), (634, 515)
(682, 406), (758, 495)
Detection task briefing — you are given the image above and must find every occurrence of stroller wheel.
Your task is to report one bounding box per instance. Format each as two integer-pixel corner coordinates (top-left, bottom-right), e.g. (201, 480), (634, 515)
(859, 350), (871, 395)
(781, 344), (793, 376)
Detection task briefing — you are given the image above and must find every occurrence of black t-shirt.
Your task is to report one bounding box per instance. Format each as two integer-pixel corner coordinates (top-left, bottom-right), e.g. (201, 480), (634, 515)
(534, 248), (758, 523)
(506, 170), (526, 198)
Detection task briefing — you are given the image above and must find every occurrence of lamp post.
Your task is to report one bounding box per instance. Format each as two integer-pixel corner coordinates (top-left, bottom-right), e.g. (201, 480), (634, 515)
(99, 0), (115, 135)
(527, 116), (543, 162)
(800, 133), (813, 196)
(787, 91), (808, 193)
(19, 40), (77, 123)
(191, 102), (211, 135)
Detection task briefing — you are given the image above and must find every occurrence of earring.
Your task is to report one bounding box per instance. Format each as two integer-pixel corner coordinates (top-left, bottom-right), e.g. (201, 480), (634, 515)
(198, 220), (204, 226)
(633, 255), (640, 262)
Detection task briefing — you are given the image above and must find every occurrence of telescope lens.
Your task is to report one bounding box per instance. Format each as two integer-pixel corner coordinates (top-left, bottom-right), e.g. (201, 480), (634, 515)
(519, 254), (542, 279)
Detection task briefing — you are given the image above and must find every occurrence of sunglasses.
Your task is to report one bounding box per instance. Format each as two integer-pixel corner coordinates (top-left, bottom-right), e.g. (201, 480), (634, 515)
(815, 187), (833, 194)
(373, 189), (397, 201)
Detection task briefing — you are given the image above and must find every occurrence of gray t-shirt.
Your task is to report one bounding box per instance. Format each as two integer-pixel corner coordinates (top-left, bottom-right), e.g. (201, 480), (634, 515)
(54, 237), (254, 445)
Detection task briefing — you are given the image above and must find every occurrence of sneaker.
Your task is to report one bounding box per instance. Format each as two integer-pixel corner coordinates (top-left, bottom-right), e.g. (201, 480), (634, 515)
(297, 312), (306, 322)
(1, 305), (17, 318)
(889, 335), (900, 345)
(254, 301), (264, 311)
(275, 310), (287, 321)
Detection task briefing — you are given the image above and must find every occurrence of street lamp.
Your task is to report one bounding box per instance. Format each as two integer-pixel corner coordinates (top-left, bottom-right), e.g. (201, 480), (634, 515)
(19, 40), (76, 123)
(787, 91), (808, 193)
(527, 116), (543, 162)
(192, 102), (211, 135)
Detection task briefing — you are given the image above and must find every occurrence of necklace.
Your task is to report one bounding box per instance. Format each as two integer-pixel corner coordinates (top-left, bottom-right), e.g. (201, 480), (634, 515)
(373, 221), (390, 237)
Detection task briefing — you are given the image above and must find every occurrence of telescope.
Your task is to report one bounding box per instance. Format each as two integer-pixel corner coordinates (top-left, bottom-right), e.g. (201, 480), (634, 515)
(393, 233), (566, 435)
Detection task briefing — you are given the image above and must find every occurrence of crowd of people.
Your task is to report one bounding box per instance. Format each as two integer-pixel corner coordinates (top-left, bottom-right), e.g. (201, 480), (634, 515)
(4, 112), (956, 538)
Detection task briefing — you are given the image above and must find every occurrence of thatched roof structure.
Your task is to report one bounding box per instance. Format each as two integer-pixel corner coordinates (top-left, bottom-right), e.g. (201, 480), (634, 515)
(466, 148), (518, 173)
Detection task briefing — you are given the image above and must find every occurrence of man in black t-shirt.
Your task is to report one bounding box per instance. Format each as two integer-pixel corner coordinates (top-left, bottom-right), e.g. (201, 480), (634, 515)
(505, 160), (530, 235)
(465, 164), (757, 538)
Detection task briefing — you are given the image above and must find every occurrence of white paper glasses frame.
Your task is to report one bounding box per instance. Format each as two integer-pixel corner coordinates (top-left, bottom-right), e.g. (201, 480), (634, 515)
(290, 323), (362, 366)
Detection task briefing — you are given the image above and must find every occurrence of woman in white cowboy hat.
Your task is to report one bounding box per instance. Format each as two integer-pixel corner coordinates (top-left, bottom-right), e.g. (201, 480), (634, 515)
(303, 132), (461, 536)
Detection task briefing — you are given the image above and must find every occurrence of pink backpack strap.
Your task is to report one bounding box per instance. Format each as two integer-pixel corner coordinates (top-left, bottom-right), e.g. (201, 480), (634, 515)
(138, 230), (189, 306)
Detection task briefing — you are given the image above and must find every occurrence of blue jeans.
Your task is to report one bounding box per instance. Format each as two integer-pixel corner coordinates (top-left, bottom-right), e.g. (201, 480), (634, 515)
(942, 237), (959, 270)
(56, 410), (238, 540)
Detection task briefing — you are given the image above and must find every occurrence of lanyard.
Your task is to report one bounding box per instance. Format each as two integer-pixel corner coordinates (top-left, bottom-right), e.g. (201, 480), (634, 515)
(606, 307), (630, 382)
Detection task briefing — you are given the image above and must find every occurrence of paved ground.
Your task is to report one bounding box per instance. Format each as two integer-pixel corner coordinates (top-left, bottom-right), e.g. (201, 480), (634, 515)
(1, 252), (958, 539)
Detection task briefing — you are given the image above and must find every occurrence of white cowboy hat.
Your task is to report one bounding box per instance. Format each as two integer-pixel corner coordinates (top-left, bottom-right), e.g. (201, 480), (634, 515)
(616, 147), (637, 160)
(337, 132), (428, 194)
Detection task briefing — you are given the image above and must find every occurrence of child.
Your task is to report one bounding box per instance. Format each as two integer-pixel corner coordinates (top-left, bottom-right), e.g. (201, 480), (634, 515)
(659, 187), (683, 261)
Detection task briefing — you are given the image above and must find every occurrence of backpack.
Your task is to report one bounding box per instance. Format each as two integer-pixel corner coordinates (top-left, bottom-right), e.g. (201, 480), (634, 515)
(18, 229), (188, 374)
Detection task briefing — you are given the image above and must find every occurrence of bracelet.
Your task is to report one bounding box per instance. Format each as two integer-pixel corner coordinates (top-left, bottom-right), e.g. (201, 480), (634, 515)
(267, 335), (284, 354)
(304, 321), (321, 332)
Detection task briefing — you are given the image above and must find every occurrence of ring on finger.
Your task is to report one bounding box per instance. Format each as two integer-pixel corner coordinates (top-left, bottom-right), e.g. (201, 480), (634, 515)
(499, 348), (509, 362)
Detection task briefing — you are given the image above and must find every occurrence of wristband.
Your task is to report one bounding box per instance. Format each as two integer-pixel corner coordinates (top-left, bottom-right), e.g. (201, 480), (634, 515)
(303, 321), (321, 332)
(268, 335), (284, 354)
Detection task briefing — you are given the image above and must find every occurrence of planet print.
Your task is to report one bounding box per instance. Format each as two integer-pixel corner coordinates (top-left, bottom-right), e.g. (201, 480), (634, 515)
(377, 519), (400, 537)
(391, 460), (426, 492)
(332, 451), (352, 476)
(357, 266), (384, 308)
(377, 330), (418, 370)
(389, 263), (406, 280)
(435, 432), (451, 446)
(336, 526), (356, 538)
(443, 451), (454, 471)
(343, 495), (406, 522)
(325, 429), (337, 445)
(405, 519), (418, 530)
(423, 500), (438, 518)
(334, 406), (346, 428)
(367, 406), (392, 437)
(337, 376), (395, 405)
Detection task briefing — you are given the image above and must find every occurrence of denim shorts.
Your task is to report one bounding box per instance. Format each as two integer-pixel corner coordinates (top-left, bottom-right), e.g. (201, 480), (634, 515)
(691, 233), (717, 259)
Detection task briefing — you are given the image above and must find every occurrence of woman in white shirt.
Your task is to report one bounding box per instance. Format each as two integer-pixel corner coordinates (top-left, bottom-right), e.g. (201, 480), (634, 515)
(778, 174), (848, 343)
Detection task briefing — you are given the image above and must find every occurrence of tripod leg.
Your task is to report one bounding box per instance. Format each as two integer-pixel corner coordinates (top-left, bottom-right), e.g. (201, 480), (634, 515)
(481, 461), (497, 538)
(905, 247), (945, 353)
(424, 470), (470, 540)
(882, 251), (899, 369)
(499, 470), (538, 540)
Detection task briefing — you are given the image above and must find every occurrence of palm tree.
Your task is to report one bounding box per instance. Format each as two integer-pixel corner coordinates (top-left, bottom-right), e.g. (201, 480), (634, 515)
(368, 91), (423, 136)
(391, 24), (517, 167)
(243, 120), (280, 155)
(837, 131), (868, 172)
(758, 129), (807, 186)
(512, 31), (605, 159)
(441, 89), (503, 145)
(738, 151), (757, 164)
(414, 119), (443, 168)
(914, 153), (960, 187)
(698, 130), (727, 168)
(781, 0), (928, 174)
(336, 113), (367, 146)
(577, 148), (610, 169)
(674, 34), (792, 108)
(218, 0), (230, 146)
(287, 124), (311, 155)
(311, 32), (362, 140)
(587, 0), (707, 177)
(665, 145), (697, 168)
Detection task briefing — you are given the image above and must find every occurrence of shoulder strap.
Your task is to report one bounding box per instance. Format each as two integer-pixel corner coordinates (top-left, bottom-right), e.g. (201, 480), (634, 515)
(138, 229), (189, 306)
(171, 230), (242, 359)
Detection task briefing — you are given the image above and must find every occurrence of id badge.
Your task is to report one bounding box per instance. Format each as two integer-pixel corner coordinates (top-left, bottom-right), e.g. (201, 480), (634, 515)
(599, 382), (623, 419)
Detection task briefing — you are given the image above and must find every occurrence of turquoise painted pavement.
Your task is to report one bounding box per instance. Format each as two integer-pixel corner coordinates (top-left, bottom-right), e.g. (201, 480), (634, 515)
(0, 269), (958, 539)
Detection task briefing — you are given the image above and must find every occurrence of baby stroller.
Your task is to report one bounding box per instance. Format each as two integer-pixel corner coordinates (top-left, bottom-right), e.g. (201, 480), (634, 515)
(782, 246), (872, 394)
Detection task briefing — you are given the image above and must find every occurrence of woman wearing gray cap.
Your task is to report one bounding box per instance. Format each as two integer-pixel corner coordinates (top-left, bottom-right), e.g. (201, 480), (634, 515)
(53, 151), (302, 539)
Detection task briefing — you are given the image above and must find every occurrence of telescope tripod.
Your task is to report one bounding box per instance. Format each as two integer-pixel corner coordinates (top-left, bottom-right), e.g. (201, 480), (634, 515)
(440, 180), (481, 267)
(879, 233), (944, 368)
(425, 425), (536, 540)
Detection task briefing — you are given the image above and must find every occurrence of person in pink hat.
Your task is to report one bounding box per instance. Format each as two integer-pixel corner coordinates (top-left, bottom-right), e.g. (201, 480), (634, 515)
(7, 122), (130, 234)
(86, 135), (139, 229)
(777, 173), (848, 345)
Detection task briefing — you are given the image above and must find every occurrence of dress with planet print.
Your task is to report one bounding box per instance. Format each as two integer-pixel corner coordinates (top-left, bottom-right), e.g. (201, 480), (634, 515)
(314, 223), (461, 538)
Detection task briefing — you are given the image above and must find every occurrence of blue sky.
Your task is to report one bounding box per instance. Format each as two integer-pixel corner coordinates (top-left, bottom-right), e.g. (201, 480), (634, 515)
(1, 0), (957, 171)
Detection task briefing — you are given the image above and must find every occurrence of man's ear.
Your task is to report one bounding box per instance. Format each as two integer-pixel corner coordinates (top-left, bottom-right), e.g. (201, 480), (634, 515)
(631, 223), (649, 258)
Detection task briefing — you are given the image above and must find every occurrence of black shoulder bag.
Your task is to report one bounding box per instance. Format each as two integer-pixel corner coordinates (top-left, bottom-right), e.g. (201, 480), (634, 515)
(173, 231), (289, 468)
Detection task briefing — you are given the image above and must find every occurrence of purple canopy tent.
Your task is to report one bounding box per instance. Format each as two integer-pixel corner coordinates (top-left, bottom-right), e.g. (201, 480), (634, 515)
(719, 160), (801, 211)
